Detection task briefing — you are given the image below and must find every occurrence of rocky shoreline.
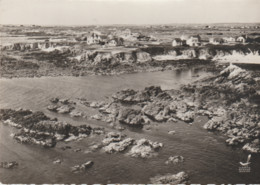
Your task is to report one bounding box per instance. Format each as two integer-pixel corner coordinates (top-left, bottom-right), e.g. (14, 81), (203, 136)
(81, 64), (260, 153)
(2, 43), (259, 79)
(1, 64), (260, 183)
(37, 63), (260, 153)
(0, 108), (104, 147)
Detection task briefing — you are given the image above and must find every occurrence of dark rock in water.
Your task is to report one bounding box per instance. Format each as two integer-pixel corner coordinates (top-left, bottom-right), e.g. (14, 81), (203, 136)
(117, 107), (144, 126)
(143, 86), (172, 100)
(50, 98), (59, 103)
(128, 138), (163, 158)
(142, 102), (162, 119)
(89, 101), (106, 108)
(0, 109), (50, 128)
(73, 148), (82, 152)
(150, 171), (189, 184)
(142, 101), (170, 122)
(53, 159), (62, 164)
(0, 161), (18, 169)
(71, 161), (94, 173)
(102, 132), (125, 145)
(57, 105), (72, 114)
(165, 155), (184, 165)
(59, 98), (70, 104)
(12, 129), (57, 147)
(47, 105), (59, 112)
(112, 89), (146, 104)
(143, 86), (163, 97)
(60, 146), (71, 150)
(242, 142), (260, 153)
(87, 86), (175, 126)
(91, 114), (102, 120)
(103, 138), (134, 153)
(111, 86), (169, 104)
(168, 130), (176, 135)
(69, 110), (83, 117)
(92, 127), (105, 135)
(0, 109), (94, 147)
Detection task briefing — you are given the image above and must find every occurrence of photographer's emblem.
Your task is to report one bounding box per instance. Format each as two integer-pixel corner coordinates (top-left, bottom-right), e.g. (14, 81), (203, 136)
(239, 154), (251, 173)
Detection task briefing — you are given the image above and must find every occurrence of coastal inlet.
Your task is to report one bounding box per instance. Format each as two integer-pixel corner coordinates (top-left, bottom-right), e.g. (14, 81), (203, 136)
(0, 66), (260, 183)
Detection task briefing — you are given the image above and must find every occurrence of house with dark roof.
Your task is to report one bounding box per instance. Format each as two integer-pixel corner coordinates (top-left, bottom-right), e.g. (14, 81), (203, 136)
(87, 31), (108, 45)
(223, 37), (236, 43)
(236, 35), (247, 43)
(209, 38), (224, 45)
(172, 38), (185, 46)
(107, 37), (124, 47)
(186, 35), (201, 46)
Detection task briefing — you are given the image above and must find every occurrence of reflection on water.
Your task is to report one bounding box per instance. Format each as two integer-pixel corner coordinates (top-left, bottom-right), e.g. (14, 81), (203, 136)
(0, 68), (259, 183)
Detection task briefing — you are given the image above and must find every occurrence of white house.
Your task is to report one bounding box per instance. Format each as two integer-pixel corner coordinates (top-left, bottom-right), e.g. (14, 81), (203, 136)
(107, 39), (117, 47)
(107, 37), (124, 47)
(123, 29), (131, 36)
(236, 36), (247, 43)
(186, 35), (201, 46)
(223, 37), (236, 43)
(30, 42), (39, 49)
(209, 38), (224, 45)
(87, 31), (107, 45)
(172, 38), (185, 46)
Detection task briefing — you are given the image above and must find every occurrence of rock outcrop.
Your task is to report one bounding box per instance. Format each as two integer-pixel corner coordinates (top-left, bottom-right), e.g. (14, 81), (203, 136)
(0, 161), (18, 169)
(87, 85), (195, 128)
(165, 156), (184, 165)
(196, 65), (260, 152)
(128, 138), (163, 158)
(71, 161), (94, 173)
(86, 64), (260, 153)
(0, 109), (98, 147)
(104, 138), (134, 153)
(101, 132), (163, 158)
(150, 171), (189, 184)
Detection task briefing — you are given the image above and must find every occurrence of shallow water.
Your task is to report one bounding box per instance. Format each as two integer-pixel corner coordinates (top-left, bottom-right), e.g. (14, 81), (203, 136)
(0, 68), (260, 183)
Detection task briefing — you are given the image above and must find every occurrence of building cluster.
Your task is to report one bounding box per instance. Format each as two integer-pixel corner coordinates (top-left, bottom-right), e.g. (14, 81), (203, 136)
(76, 29), (157, 47)
(172, 35), (248, 47)
(75, 30), (125, 46)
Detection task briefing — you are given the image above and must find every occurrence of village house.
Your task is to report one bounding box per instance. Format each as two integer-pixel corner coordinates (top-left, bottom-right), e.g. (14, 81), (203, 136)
(209, 38), (224, 45)
(122, 29), (131, 37)
(137, 34), (150, 41)
(30, 42), (39, 49)
(87, 31), (107, 45)
(186, 35), (201, 46)
(149, 35), (157, 41)
(107, 37), (124, 47)
(115, 29), (132, 39)
(172, 38), (185, 46)
(236, 35), (247, 43)
(223, 37), (236, 43)
(38, 40), (52, 49)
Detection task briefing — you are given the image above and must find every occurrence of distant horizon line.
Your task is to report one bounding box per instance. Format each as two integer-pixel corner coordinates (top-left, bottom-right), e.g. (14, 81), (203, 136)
(1, 22), (260, 27)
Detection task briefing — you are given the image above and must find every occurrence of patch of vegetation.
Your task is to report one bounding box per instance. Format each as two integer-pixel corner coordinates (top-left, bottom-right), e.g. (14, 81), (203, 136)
(25, 50), (71, 68)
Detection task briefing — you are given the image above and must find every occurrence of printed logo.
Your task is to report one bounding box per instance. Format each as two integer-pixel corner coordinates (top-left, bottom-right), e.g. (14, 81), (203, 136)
(239, 154), (251, 173)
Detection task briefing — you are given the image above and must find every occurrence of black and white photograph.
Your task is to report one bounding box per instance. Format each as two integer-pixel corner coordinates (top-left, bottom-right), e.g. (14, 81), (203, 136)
(0, 0), (260, 184)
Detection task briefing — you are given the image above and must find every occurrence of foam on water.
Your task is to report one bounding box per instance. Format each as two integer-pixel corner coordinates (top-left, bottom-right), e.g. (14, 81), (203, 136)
(214, 50), (260, 64)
